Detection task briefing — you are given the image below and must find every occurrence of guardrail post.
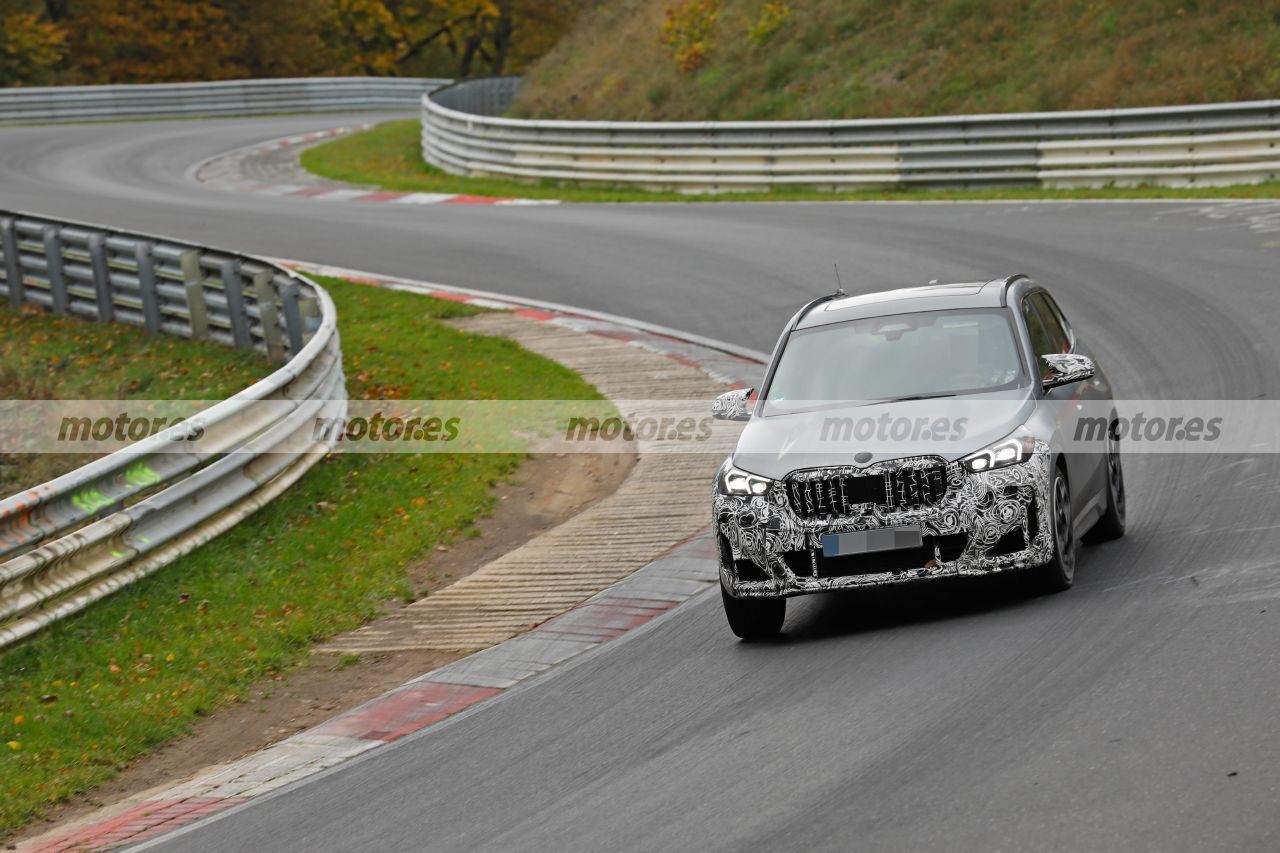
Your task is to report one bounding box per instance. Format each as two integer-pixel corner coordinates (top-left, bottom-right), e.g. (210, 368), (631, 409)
(179, 250), (209, 340)
(87, 232), (113, 322)
(220, 259), (252, 349)
(0, 217), (22, 306)
(134, 241), (162, 335)
(279, 280), (305, 355)
(42, 226), (68, 314)
(299, 293), (320, 331)
(253, 270), (285, 363)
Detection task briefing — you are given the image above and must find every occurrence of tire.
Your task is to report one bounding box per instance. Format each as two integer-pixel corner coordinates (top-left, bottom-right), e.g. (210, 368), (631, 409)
(720, 582), (785, 641)
(1085, 427), (1126, 543)
(1029, 466), (1077, 594)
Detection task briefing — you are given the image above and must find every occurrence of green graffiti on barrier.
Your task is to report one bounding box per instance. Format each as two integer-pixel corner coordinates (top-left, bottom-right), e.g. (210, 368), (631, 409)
(71, 486), (115, 515)
(125, 461), (161, 489)
(69, 463), (160, 516)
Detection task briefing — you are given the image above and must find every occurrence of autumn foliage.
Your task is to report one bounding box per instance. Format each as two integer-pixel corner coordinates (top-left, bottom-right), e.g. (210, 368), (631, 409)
(0, 0), (582, 87)
(661, 0), (719, 72)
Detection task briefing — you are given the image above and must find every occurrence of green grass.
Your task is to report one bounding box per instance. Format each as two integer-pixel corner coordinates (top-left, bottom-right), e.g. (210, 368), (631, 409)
(0, 307), (263, 401)
(301, 119), (1280, 203)
(0, 306), (266, 496)
(0, 276), (603, 835)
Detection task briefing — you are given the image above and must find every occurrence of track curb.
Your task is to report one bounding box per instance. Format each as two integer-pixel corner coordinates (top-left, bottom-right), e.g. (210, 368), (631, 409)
(190, 125), (560, 206)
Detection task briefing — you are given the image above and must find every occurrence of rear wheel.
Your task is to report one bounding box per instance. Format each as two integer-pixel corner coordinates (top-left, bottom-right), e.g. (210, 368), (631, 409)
(720, 582), (785, 641)
(1085, 429), (1126, 542)
(1029, 467), (1076, 594)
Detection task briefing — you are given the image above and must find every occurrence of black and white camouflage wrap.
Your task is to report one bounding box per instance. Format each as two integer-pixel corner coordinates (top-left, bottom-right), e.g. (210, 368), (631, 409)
(1040, 352), (1095, 387)
(714, 443), (1054, 598)
(710, 388), (753, 421)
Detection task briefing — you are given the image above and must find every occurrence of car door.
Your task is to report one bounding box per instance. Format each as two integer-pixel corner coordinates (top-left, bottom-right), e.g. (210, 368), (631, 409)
(1020, 292), (1100, 527)
(1032, 291), (1112, 515)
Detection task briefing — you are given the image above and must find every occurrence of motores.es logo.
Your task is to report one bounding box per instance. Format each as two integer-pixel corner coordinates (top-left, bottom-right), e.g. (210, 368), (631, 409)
(566, 415), (714, 442)
(316, 414), (461, 443)
(59, 414), (204, 443)
(820, 415), (969, 443)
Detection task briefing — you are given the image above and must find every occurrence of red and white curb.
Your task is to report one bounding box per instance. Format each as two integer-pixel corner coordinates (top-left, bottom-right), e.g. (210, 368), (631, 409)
(192, 125), (559, 206)
(20, 270), (762, 852)
(27, 537), (718, 853)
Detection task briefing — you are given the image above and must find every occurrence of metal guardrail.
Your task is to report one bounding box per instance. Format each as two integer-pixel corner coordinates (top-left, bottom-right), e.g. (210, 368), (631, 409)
(422, 77), (1280, 191)
(0, 210), (347, 647)
(0, 76), (449, 124)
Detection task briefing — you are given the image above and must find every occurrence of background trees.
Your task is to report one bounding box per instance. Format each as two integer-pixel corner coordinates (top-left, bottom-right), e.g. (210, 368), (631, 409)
(0, 7), (67, 85)
(0, 0), (584, 86)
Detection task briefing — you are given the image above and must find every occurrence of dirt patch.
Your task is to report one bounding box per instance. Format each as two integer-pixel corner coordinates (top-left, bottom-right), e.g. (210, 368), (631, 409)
(13, 449), (633, 842)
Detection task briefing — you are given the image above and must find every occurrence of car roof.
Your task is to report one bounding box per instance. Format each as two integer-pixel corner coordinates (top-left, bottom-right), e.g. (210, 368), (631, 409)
(794, 278), (1018, 330)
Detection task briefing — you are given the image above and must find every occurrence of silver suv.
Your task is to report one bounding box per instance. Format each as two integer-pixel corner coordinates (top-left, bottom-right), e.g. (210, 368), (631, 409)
(711, 276), (1125, 640)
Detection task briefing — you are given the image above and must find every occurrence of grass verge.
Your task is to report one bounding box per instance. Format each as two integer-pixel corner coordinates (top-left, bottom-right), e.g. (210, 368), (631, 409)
(0, 305), (265, 497)
(300, 119), (1280, 204)
(0, 276), (603, 836)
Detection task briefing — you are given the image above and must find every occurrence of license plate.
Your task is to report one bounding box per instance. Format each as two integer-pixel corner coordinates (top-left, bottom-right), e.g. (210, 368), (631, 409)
(822, 526), (923, 558)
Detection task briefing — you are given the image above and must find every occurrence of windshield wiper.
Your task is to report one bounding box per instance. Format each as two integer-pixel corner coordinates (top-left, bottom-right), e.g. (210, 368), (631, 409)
(875, 393), (957, 404)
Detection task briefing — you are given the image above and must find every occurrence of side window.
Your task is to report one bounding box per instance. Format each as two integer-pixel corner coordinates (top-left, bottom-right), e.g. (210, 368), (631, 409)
(1021, 297), (1056, 379)
(1031, 293), (1072, 353)
(1038, 293), (1074, 339)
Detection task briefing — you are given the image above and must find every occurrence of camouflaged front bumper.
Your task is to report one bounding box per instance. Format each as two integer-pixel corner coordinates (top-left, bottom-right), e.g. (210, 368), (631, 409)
(714, 448), (1054, 598)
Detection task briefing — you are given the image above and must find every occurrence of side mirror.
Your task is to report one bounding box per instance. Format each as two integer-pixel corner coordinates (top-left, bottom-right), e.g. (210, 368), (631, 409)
(711, 387), (754, 421)
(1040, 353), (1095, 390)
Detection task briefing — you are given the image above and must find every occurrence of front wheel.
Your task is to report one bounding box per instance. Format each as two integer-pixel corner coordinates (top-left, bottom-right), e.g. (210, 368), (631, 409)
(1085, 429), (1126, 543)
(1028, 467), (1076, 594)
(720, 583), (785, 640)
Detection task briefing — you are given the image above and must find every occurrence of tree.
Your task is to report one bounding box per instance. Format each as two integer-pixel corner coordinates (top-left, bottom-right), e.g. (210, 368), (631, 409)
(322, 0), (581, 79)
(0, 9), (67, 86)
(65, 0), (244, 84)
(226, 0), (332, 79)
(321, 0), (495, 76)
(449, 0), (582, 77)
(497, 0), (580, 75)
(0, 0), (584, 87)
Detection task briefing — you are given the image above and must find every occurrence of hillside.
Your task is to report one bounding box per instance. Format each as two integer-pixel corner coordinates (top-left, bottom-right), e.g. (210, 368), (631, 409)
(509, 0), (1280, 121)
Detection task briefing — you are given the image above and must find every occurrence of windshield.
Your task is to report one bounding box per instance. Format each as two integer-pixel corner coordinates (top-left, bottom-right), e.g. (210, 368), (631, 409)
(763, 308), (1025, 414)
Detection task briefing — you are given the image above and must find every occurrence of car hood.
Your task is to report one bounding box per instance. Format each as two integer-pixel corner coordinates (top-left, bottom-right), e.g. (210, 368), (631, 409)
(731, 390), (1036, 480)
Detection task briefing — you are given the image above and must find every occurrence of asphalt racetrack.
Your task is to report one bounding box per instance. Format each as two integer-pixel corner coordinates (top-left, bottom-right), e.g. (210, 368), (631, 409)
(3, 113), (1278, 851)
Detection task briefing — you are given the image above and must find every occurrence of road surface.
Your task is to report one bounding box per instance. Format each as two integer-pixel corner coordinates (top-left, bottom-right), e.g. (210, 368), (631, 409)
(2, 114), (1278, 851)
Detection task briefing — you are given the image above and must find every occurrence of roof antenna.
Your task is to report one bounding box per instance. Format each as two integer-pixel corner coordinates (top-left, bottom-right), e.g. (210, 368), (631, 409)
(833, 263), (847, 297)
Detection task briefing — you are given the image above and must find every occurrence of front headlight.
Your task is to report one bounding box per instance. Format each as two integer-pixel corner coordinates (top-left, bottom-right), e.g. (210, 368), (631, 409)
(718, 464), (774, 496)
(961, 426), (1035, 473)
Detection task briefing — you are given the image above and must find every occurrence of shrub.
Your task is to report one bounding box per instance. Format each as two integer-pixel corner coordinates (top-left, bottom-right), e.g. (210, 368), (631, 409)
(0, 12), (67, 86)
(661, 0), (720, 72)
(747, 1), (792, 46)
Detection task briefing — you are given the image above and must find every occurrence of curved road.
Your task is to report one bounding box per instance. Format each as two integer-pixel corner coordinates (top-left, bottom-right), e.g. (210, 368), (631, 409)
(3, 115), (1279, 851)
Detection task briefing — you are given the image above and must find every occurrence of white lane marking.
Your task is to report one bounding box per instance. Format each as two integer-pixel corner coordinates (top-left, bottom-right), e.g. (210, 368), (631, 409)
(308, 188), (370, 202)
(248, 183), (306, 196)
(393, 192), (459, 204)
